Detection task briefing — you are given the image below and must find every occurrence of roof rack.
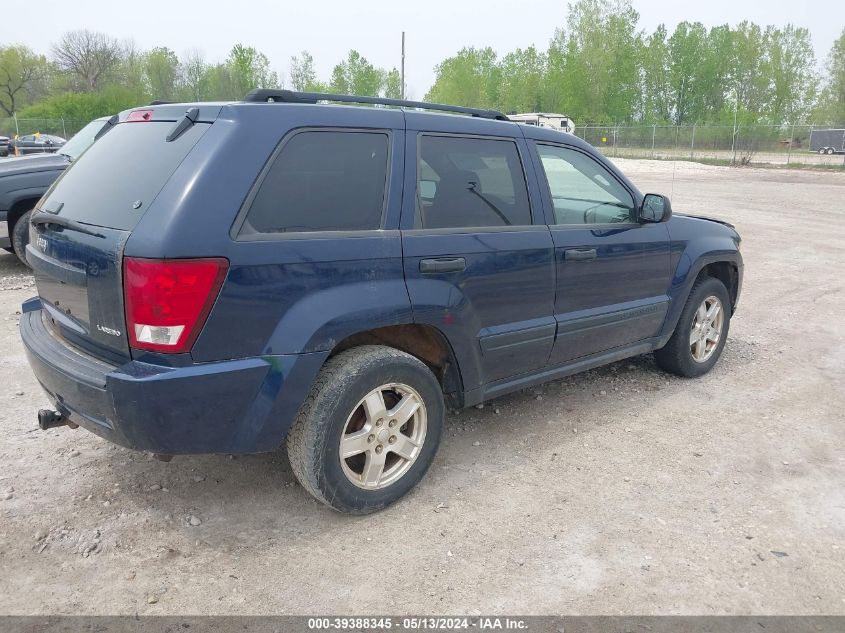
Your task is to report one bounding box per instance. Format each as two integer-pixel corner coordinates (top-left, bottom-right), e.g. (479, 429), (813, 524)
(243, 89), (510, 121)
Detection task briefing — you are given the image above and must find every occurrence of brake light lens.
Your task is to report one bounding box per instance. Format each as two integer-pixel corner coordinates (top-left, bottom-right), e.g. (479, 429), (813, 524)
(124, 257), (229, 353)
(127, 109), (154, 122)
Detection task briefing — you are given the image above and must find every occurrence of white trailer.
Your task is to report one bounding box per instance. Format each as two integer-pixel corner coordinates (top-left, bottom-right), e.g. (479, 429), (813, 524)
(508, 112), (575, 134)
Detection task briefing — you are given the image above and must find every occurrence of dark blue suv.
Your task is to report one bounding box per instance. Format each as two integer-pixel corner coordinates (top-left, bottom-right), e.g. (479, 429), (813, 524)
(20, 90), (742, 513)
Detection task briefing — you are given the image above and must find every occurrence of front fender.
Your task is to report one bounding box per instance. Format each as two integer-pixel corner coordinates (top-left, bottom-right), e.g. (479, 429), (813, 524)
(661, 231), (743, 340)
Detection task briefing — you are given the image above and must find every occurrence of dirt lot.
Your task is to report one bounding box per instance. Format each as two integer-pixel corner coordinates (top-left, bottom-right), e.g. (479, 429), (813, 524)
(0, 159), (843, 615)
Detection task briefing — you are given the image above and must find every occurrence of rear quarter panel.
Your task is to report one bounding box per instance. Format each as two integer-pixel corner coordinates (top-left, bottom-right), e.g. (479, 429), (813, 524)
(125, 104), (410, 362)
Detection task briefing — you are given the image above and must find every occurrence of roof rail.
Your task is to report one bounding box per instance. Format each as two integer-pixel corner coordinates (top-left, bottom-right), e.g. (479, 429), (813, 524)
(243, 89), (510, 121)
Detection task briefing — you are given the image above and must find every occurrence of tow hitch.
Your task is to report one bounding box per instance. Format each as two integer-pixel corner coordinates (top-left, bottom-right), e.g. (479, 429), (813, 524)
(37, 409), (78, 431)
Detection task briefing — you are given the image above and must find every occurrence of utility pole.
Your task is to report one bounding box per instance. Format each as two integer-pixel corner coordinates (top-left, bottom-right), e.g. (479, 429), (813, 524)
(400, 31), (406, 100)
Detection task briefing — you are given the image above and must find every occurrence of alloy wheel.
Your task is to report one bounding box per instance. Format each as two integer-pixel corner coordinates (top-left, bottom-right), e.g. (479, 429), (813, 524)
(339, 383), (427, 490)
(689, 295), (724, 363)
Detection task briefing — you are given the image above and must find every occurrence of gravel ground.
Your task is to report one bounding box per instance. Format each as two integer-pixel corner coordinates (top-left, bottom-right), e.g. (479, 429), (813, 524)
(0, 159), (843, 615)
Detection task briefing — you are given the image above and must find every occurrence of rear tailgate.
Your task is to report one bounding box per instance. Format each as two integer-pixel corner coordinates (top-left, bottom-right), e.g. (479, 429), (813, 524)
(27, 113), (214, 361)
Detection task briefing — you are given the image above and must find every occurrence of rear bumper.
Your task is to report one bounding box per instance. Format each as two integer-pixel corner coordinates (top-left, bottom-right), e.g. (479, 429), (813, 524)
(20, 301), (327, 454)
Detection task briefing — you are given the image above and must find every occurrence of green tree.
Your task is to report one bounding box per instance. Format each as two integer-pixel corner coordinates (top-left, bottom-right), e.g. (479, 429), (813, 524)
(289, 50), (325, 92)
(815, 28), (845, 124)
(425, 47), (499, 108)
(226, 44), (279, 97)
(639, 25), (671, 122)
(115, 41), (148, 103)
(548, 0), (642, 123)
(383, 68), (402, 99)
(726, 22), (768, 121)
(498, 46), (546, 113)
(329, 50), (383, 96)
(761, 25), (817, 122)
(18, 84), (140, 121)
(697, 25), (733, 120)
(0, 45), (49, 116)
(668, 22), (716, 125)
(203, 63), (239, 100)
(145, 47), (180, 101)
(180, 49), (209, 101)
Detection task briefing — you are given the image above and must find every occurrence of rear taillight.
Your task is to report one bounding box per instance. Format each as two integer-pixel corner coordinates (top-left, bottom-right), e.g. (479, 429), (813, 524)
(123, 257), (229, 353)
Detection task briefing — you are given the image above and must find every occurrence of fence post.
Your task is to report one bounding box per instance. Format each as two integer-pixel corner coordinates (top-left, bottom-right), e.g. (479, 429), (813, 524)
(651, 124), (656, 159)
(62, 118), (67, 139)
(690, 124), (696, 160)
(613, 124), (618, 158)
(731, 117), (739, 166)
(786, 123), (794, 165)
(13, 112), (19, 136)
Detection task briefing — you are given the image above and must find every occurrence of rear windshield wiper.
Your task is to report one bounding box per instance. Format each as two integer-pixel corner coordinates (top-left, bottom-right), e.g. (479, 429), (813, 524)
(93, 114), (119, 141)
(30, 211), (106, 239)
(166, 107), (199, 142)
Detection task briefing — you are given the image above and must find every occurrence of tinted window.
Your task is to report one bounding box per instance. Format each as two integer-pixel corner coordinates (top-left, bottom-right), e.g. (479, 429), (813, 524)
(59, 119), (108, 160)
(39, 121), (211, 230)
(415, 135), (531, 229)
(537, 144), (634, 225)
(242, 130), (389, 234)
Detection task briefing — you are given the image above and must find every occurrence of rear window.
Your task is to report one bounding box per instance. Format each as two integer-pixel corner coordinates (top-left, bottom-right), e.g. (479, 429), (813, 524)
(39, 121), (210, 231)
(239, 130), (390, 235)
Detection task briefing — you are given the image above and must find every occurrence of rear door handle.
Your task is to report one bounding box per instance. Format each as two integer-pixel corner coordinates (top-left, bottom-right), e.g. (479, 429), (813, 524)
(563, 248), (597, 262)
(420, 257), (466, 273)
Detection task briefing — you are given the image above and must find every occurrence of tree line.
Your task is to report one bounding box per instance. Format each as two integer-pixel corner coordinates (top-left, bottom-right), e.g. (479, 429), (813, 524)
(426, 1), (844, 126)
(1, 0), (843, 128)
(0, 32), (401, 124)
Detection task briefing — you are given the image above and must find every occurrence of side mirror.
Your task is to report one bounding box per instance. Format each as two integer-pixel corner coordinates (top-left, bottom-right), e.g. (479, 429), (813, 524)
(639, 193), (672, 223)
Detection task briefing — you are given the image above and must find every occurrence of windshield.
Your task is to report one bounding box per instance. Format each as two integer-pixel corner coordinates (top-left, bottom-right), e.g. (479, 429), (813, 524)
(59, 119), (108, 160)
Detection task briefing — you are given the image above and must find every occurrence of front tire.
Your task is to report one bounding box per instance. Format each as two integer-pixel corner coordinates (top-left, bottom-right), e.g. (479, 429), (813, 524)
(11, 209), (32, 268)
(287, 345), (445, 514)
(655, 276), (731, 378)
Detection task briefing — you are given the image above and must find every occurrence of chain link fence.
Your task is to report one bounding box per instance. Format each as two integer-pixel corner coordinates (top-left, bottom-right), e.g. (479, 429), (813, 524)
(0, 117), (90, 141)
(2, 117), (844, 168)
(576, 124), (845, 168)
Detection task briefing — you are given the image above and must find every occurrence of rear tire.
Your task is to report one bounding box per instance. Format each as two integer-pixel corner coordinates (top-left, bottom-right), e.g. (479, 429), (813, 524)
(655, 276), (731, 378)
(826, 147), (836, 155)
(11, 209), (32, 268)
(286, 345), (445, 514)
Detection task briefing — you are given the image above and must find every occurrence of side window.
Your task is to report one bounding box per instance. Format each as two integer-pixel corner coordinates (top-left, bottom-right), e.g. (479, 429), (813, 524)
(536, 144), (635, 225)
(415, 135), (531, 229)
(241, 130), (389, 234)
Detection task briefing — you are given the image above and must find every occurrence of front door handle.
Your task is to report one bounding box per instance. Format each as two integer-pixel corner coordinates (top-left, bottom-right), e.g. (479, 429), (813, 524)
(564, 248), (597, 262)
(420, 257), (466, 273)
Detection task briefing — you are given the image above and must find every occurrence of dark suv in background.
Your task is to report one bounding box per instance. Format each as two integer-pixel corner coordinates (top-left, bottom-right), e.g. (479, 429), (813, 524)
(20, 91), (742, 513)
(0, 117), (110, 266)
